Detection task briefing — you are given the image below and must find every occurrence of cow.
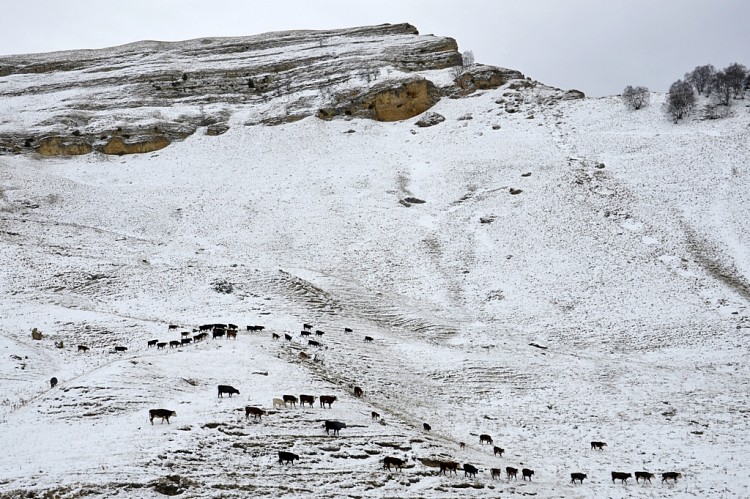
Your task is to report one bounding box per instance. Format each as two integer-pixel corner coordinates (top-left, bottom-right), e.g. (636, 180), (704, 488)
(464, 464), (478, 478)
(303, 323), (312, 330)
(218, 385), (240, 398)
(77, 345), (89, 353)
(192, 334), (202, 343)
(480, 434), (493, 445)
(344, 327), (353, 333)
(299, 352), (310, 360)
(199, 324), (213, 332)
(522, 468), (534, 481)
(227, 324), (238, 330)
(459, 442), (466, 449)
(325, 420), (346, 435)
(315, 330), (325, 336)
(50, 377), (58, 388)
(571, 472), (587, 484)
(226, 330), (237, 339)
(506, 467), (518, 480)
(300, 330), (311, 337)
(181, 338), (192, 345)
(114, 346), (127, 352)
(213, 323), (227, 330)
(212, 329), (226, 339)
(273, 398), (286, 409)
(282, 395), (298, 408)
(157, 342), (167, 349)
(439, 461), (458, 476)
(611, 471), (632, 484)
(245, 406), (265, 421)
(423, 423), (431, 431)
(662, 472), (681, 483)
(353, 386), (363, 397)
(168, 324), (179, 330)
(169, 340), (180, 348)
(147, 339), (158, 348)
(320, 395), (337, 408)
(300, 395), (316, 407)
(149, 408), (176, 424)
(272, 333), (280, 340)
(383, 456), (405, 471)
(493, 446), (504, 457)
(278, 451), (299, 465)
(491, 468), (502, 480)
(364, 336), (373, 342)
(371, 411), (380, 420)
(591, 441), (607, 450)
(635, 471), (654, 483)
(284, 333), (292, 341)
(181, 331), (190, 338)
(249, 325), (265, 331)
(308, 339), (320, 348)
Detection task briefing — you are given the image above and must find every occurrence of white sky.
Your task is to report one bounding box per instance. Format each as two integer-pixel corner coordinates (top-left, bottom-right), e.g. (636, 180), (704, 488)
(1, 0), (748, 97)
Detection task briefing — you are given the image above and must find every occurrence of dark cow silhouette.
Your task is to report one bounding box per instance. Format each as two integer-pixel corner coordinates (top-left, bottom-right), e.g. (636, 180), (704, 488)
(213, 323), (227, 330)
(522, 468), (534, 481)
(371, 411), (380, 420)
(114, 346), (127, 352)
(320, 395), (337, 408)
(635, 471), (654, 483)
(493, 446), (504, 457)
(77, 345), (89, 352)
(612, 471), (632, 484)
(325, 420), (346, 435)
(193, 334), (202, 342)
(480, 434), (493, 445)
(299, 395), (316, 407)
(491, 468), (502, 480)
(303, 323), (312, 330)
(506, 467), (518, 480)
(284, 333), (292, 341)
(218, 385), (240, 398)
(272, 333), (280, 340)
(168, 324), (178, 330)
(344, 327), (353, 333)
(383, 456), (405, 471)
(157, 342), (167, 349)
(299, 351), (310, 360)
(308, 339), (320, 347)
(464, 464), (478, 478)
(591, 441), (607, 450)
(423, 423), (431, 431)
(300, 330), (311, 337)
(459, 442), (466, 449)
(50, 377), (58, 388)
(200, 324), (213, 332)
(169, 340), (180, 348)
(278, 451), (299, 465)
(212, 329), (226, 339)
(147, 339), (158, 347)
(181, 338), (192, 345)
(227, 324), (237, 330)
(226, 330), (237, 339)
(571, 472), (587, 484)
(662, 472), (681, 483)
(364, 336), (373, 342)
(149, 408), (176, 424)
(282, 395), (298, 407)
(315, 330), (325, 336)
(353, 386), (363, 397)
(181, 331), (190, 338)
(245, 406), (265, 421)
(439, 461), (458, 475)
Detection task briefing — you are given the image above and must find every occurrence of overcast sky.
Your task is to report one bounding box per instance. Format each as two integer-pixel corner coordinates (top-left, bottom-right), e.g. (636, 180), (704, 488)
(2, 1), (748, 97)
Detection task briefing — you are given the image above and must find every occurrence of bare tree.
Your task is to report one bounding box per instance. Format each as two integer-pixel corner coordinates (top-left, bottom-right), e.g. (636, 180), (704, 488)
(685, 64), (716, 96)
(723, 62), (747, 98)
(462, 50), (475, 68)
(714, 70), (733, 106)
(666, 79), (696, 122)
(621, 85), (650, 110)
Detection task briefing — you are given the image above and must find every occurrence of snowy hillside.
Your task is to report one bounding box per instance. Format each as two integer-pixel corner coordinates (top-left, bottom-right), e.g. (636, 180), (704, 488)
(1, 25), (750, 499)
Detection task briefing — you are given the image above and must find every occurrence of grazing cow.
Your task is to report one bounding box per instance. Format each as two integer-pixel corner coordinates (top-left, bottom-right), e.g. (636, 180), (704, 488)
(299, 352), (310, 360)
(273, 398), (286, 409)
(278, 451), (299, 465)
(213, 323), (227, 330)
(423, 423), (431, 431)
(50, 377), (58, 388)
(344, 327), (353, 333)
(308, 339), (320, 347)
(200, 324), (213, 332)
(245, 406), (265, 421)
(193, 334), (202, 342)
(459, 442), (466, 449)
(439, 461), (458, 475)
(78, 345), (89, 353)
(300, 330), (311, 337)
(149, 408), (176, 424)
(272, 333), (280, 340)
(383, 456), (405, 471)
(506, 467), (518, 480)
(464, 464), (478, 478)
(254, 325), (265, 331)
(315, 330), (325, 336)
(218, 385), (240, 398)
(181, 338), (192, 345)
(662, 472), (681, 483)
(611, 471), (632, 484)
(284, 333), (292, 341)
(371, 411), (380, 420)
(571, 472), (587, 484)
(522, 468), (534, 481)
(320, 395), (337, 408)
(147, 339), (158, 348)
(491, 468), (502, 480)
(181, 331), (190, 338)
(353, 386), (363, 397)
(493, 446), (504, 457)
(300, 395), (316, 407)
(480, 434), (493, 445)
(591, 441), (607, 450)
(157, 342), (167, 349)
(228, 324), (237, 330)
(364, 336), (373, 342)
(169, 340), (180, 348)
(303, 323), (312, 330)
(283, 395), (298, 408)
(114, 346), (127, 352)
(325, 420), (346, 435)
(168, 324), (178, 330)
(212, 329), (226, 339)
(226, 330), (237, 339)
(635, 471), (654, 483)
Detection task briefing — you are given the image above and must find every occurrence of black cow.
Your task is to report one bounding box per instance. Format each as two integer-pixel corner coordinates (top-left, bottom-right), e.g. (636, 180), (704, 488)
(464, 464), (478, 478)
(506, 467), (518, 480)
(212, 329), (226, 339)
(300, 330), (311, 337)
(439, 461), (458, 475)
(662, 472), (682, 483)
(245, 406), (265, 421)
(114, 346), (127, 352)
(344, 327), (353, 333)
(591, 441), (607, 450)
(493, 446), (504, 457)
(635, 471), (654, 483)
(353, 386), (363, 397)
(181, 338), (192, 345)
(157, 342), (167, 349)
(282, 395), (298, 407)
(227, 324), (238, 330)
(480, 434), (493, 445)
(522, 468), (534, 481)
(218, 385), (240, 398)
(612, 471), (632, 484)
(199, 324), (213, 332)
(278, 451), (299, 465)
(423, 423), (431, 431)
(181, 331), (190, 338)
(272, 333), (280, 340)
(320, 395), (337, 408)
(315, 330), (325, 336)
(571, 472), (587, 484)
(308, 339), (320, 347)
(147, 339), (158, 347)
(372, 411), (380, 420)
(300, 394), (316, 407)
(149, 408), (176, 424)
(491, 468), (502, 480)
(168, 324), (179, 330)
(364, 335), (373, 342)
(303, 323), (312, 330)
(169, 340), (180, 348)
(284, 333), (292, 341)
(383, 456), (405, 471)
(325, 420), (346, 435)
(50, 377), (58, 388)
(77, 345), (89, 352)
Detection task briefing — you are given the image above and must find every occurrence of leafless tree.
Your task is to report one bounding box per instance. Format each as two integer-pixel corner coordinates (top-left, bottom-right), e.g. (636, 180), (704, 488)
(666, 79), (696, 122)
(714, 70), (733, 106)
(462, 50), (475, 68)
(722, 63), (747, 98)
(685, 64), (715, 96)
(621, 85), (650, 110)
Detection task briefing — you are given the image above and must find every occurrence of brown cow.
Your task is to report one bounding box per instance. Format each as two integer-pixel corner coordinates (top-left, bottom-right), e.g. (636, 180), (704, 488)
(491, 468), (501, 479)
(506, 467), (518, 480)
(299, 351), (310, 360)
(383, 456), (405, 471)
(439, 461), (458, 476)
(226, 330), (237, 339)
(320, 395), (337, 408)
(245, 406), (265, 421)
(149, 408), (176, 424)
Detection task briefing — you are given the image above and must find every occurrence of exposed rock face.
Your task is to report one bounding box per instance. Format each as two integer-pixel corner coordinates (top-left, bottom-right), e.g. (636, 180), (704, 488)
(452, 64), (526, 96)
(415, 111), (445, 127)
(101, 136), (170, 155)
(36, 137), (92, 156)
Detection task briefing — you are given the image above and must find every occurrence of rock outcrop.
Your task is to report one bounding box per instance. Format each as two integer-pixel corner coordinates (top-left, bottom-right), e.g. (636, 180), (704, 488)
(451, 64), (526, 96)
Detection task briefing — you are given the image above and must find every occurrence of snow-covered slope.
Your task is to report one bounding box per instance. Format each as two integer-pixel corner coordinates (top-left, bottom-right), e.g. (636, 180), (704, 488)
(1, 26), (749, 499)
